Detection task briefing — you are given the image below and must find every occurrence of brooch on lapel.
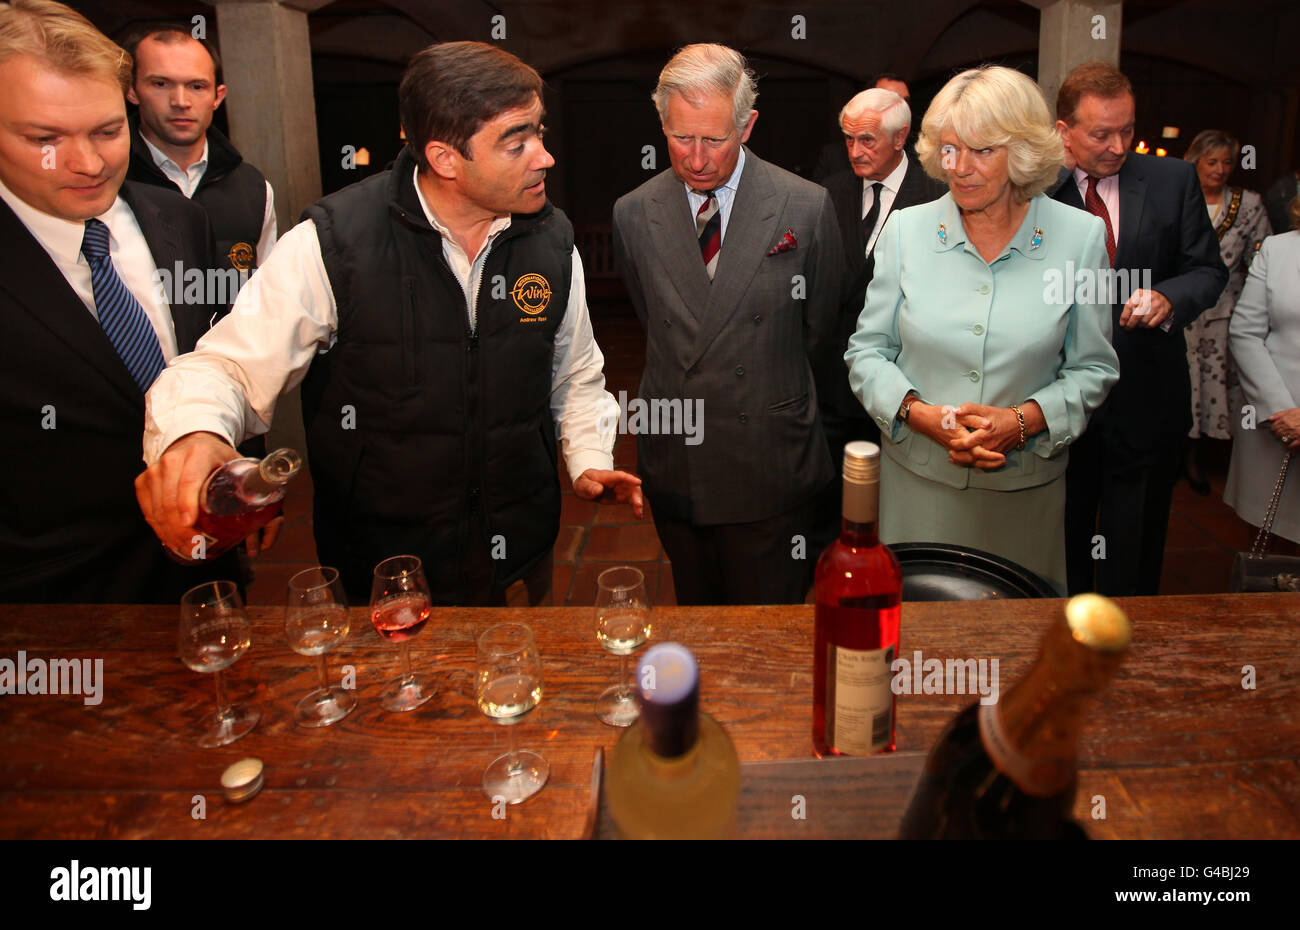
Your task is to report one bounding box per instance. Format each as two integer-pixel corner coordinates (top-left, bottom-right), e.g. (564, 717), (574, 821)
(1030, 226), (1043, 250)
(766, 228), (797, 255)
(936, 223), (947, 244)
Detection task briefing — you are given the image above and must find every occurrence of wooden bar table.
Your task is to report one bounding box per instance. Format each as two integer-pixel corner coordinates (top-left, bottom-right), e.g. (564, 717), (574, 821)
(1, 593), (1297, 839)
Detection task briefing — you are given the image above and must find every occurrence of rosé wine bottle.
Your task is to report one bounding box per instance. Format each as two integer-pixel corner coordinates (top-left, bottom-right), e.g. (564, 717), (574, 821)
(813, 441), (902, 758)
(182, 448), (301, 561)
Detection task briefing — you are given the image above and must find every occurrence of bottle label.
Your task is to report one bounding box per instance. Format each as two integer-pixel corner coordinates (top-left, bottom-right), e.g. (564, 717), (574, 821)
(977, 701), (1072, 797)
(826, 643), (894, 754)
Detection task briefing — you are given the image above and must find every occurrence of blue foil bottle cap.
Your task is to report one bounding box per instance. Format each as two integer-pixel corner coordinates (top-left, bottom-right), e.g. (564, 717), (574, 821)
(636, 643), (700, 758)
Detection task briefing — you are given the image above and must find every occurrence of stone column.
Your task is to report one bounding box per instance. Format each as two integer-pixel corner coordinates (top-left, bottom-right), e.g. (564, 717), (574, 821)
(212, 0), (327, 460)
(1027, 0), (1123, 115)
(213, 0), (324, 233)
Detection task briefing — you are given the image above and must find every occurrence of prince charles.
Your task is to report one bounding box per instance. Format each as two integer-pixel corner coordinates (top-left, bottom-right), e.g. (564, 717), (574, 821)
(612, 43), (845, 605)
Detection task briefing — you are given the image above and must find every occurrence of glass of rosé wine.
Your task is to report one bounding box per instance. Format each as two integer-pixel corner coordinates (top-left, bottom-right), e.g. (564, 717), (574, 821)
(178, 580), (260, 747)
(285, 566), (357, 727)
(369, 555), (434, 712)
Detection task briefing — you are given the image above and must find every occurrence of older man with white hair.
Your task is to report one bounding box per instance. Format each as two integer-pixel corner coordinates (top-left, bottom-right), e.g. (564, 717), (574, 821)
(612, 43), (844, 605)
(814, 87), (945, 549)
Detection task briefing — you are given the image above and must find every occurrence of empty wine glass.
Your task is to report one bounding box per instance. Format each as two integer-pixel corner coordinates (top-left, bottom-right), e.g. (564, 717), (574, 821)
(594, 566), (652, 727)
(369, 555), (434, 712)
(476, 622), (548, 805)
(178, 580), (259, 747)
(285, 566), (357, 727)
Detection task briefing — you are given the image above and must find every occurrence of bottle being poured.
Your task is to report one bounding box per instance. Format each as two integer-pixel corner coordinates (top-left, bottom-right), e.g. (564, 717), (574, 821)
(173, 448), (302, 562)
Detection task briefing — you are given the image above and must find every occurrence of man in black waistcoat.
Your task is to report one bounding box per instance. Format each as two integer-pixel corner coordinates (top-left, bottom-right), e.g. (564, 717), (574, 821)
(0, 0), (241, 603)
(121, 24), (275, 277)
(135, 42), (642, 606)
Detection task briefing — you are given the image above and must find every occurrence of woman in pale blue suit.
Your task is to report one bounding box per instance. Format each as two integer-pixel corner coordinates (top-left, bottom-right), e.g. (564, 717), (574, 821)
(844, 66), (1119, 593)
(1225, 197), (1300, 545)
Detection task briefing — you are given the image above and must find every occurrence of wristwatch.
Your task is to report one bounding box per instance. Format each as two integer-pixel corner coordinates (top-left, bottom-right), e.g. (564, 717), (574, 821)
(898, 391), (920, 423)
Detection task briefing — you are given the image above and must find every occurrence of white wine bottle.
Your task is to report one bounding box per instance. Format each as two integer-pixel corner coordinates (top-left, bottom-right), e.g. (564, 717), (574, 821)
(605, 643), (740, 839)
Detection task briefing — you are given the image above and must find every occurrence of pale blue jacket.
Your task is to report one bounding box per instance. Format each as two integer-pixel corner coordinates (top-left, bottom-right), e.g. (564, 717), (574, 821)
(845, 192), (1119, 490)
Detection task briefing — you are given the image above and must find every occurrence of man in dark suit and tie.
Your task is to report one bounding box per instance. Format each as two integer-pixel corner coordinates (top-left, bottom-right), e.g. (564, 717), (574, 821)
(613, 43), (844, 605)
(811, 74), (911, 184)
(1049, 61), (1227, 596)
(0, 0), (245, 602)
(815, 87), (946, 548)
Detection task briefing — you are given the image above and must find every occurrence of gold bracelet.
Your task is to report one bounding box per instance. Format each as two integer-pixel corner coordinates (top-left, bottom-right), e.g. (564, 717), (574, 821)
(1010, 404), (1027, 450)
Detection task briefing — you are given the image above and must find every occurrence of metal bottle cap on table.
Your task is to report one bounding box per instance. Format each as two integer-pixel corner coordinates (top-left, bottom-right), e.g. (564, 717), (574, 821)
(221, 757), (264, 803)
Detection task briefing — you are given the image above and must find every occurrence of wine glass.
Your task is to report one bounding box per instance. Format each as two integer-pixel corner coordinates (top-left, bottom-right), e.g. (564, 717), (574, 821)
(285, 566), (357, 727)
(476, 622), (548, 805)
(594, 566), (652, 727)
(369, 555), (434, 712)
(178, 580), (260, 747)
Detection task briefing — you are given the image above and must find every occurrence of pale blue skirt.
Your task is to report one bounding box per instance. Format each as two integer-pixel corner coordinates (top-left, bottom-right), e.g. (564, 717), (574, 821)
(879, 454), (1067, 596)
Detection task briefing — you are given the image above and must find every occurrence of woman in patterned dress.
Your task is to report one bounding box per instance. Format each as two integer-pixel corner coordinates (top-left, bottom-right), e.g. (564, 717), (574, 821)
(1182, 130), (1272, 493)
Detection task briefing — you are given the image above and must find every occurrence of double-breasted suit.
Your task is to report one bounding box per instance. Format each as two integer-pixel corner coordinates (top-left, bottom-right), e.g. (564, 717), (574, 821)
(1049, 154), (1228, 595)
(0, 182), (236, 602)
(613, 146), (844, 602)
(820, 158), (947, 452)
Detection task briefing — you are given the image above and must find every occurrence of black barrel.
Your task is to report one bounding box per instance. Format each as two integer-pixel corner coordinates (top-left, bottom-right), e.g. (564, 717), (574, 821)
(891, 543), (1058, 600)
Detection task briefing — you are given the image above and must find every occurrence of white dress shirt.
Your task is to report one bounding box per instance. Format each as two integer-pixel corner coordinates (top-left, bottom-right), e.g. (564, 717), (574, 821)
(862, 151), (911, 256)
(142, 135), (278, 265)
(684, 145), (747, 243)
(0, 177), (179, 360)
(144, 165), (618, 485)
(1072, 167), (1121, 236)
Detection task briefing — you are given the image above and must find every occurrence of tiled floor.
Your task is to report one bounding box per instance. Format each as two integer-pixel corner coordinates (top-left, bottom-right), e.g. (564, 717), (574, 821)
(246, 305), (1279, 607)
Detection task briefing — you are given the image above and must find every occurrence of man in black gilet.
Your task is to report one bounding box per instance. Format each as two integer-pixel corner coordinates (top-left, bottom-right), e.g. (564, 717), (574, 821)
(135, 42), (642, 606)
(122, 24), (275, 276)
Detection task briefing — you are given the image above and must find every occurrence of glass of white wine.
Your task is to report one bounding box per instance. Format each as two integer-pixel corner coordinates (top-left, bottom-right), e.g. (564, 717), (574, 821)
(476, 622), (548, 805)
(285, 566), (357, 728)
(178, 580), (259, 748)
(594, 565), (652, 727)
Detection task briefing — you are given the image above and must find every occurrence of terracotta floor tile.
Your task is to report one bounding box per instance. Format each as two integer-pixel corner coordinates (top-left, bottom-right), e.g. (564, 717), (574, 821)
(245, 560), (312, 606)
(1165, 512), (1216, 551)
(560, 493), (599, 524)
(1157, 549), (1233, 596)
(582, 524), (664, 561)
(1183, 509), (1255, 552)
(569, 561), (660, 607)
(552, 564), (575, 605)
(553, 525), (585, 564)
(268, 517), (319, 562)
(656, 562), (677, 607)
(594, 499), (655, 524)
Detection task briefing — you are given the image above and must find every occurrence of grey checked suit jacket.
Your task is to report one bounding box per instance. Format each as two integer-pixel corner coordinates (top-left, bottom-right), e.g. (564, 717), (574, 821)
(612, 147), (845, 525)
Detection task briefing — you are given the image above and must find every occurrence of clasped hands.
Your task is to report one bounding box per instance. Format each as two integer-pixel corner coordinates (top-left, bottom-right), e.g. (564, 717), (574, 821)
(910, 401), (1039, 470)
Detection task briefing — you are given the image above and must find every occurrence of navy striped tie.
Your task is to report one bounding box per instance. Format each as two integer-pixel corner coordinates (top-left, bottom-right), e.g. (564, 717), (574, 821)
(81, 218), (165, 392)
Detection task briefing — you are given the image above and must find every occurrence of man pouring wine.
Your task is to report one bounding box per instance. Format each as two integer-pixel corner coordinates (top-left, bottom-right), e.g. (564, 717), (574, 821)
(135, 41), (642, 606)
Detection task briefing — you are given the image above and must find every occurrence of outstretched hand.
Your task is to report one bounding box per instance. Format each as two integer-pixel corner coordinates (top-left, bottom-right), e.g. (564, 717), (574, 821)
(574, 468), (645, 518)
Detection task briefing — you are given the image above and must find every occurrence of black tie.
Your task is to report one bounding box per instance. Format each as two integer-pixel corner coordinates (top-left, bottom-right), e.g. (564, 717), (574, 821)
(861, 181), (882, 249)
